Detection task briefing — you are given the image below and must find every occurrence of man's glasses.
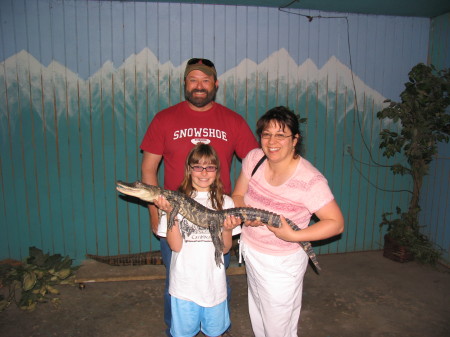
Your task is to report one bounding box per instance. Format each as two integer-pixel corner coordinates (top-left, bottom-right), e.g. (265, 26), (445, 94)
(190, 165), (218, 172)
(260, 132), (293, 141)
(187, 58), (215, 68)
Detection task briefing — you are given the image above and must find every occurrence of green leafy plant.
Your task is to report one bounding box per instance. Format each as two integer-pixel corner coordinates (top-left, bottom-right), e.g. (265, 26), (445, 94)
(379, 207), (441, 263)
(377, 63), (450, 264)
(0, 247), (77, 311)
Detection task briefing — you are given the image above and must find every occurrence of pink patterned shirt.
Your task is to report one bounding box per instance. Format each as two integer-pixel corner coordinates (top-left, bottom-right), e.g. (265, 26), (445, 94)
(241, 148), (335, 256)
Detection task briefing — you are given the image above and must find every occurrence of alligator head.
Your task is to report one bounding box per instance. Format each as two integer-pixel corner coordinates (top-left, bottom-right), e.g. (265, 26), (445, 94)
(116, 180), (160, 203)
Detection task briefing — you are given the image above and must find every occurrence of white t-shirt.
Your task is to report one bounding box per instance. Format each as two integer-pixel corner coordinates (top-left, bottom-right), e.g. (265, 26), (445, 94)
(158, 192), (241, 307)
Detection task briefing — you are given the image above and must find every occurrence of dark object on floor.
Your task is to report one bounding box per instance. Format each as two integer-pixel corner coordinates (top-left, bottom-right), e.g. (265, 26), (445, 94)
(383, 234), (414, 263)
(86, 251), (163, 266)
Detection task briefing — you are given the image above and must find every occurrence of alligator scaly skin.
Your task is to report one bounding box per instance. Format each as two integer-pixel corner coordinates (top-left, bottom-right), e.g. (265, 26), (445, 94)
(116, 180), (321, 271)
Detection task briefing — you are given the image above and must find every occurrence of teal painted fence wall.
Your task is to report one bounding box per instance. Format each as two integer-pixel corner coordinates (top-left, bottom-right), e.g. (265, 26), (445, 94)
(422, 13), (450, 263)
(1, 0), (446, 265)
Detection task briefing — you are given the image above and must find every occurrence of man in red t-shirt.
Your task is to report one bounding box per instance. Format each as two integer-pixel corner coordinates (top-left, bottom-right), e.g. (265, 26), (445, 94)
(140, 58), (258, 336)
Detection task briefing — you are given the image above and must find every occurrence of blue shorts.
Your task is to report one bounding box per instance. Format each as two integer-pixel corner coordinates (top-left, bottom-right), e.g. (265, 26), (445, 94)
(170, 296), (230, 337)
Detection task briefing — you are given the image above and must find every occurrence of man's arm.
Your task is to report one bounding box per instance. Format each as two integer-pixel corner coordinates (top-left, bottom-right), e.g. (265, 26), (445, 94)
(141, 151), (163, 235)
(235, 118), (259, 159)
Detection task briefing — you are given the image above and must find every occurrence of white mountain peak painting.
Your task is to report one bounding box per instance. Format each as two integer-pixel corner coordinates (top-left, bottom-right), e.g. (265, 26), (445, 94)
(0, 48), (387, 137)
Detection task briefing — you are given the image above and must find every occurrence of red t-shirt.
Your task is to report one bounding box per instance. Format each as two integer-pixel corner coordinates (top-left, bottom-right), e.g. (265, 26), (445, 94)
(140, 101), (258, 194)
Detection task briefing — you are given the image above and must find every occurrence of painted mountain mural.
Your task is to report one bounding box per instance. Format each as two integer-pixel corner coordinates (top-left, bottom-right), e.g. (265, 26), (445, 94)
(0, 48), (386, 137)
(1, 48), (399, 261)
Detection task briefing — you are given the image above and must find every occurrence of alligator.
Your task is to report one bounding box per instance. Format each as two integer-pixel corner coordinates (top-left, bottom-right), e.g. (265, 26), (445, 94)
(116, 180), (321, 271)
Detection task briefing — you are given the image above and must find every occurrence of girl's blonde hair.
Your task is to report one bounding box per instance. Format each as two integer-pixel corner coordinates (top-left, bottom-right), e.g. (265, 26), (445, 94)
(178, 143), (225, 210)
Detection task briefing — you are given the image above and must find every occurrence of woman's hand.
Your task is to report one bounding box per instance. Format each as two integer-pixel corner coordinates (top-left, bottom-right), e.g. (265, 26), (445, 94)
(153, 195), (173, 214)
(267, 200), (345, 242)
(266, 215), (298, 241)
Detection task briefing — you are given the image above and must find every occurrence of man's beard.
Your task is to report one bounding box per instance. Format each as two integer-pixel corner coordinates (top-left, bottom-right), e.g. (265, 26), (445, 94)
(185, 86), (217, 108)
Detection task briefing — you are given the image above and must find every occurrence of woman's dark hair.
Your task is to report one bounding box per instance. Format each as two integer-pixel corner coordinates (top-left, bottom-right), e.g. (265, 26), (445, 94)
(256, 106), (303, 157)
(178, 143), (225, 210)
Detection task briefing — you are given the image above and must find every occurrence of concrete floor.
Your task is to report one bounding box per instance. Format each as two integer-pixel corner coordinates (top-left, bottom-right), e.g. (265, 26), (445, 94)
(1, 251), (449, 337)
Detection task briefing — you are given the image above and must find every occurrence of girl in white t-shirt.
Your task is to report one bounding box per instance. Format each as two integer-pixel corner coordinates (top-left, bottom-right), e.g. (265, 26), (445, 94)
(156, 143), (241, 337)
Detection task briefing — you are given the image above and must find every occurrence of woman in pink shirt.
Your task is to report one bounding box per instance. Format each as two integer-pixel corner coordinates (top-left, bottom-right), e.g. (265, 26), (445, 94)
(232, 106), (344, 337)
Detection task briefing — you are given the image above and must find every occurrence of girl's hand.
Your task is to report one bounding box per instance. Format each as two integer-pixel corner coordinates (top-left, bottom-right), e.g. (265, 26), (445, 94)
(223, 215), (242, 231)
(243, 219), (264, 227)
(266, 215), (299, 242)
(153, 195), (173, 213)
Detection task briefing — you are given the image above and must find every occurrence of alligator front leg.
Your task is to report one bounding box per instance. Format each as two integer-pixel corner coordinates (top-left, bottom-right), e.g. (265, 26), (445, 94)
(208, 219), (224, 267)
(167, 204), (181, 230)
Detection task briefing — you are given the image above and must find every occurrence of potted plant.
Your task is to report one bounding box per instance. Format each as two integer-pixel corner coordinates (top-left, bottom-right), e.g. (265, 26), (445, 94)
(377, 63), (450, 264)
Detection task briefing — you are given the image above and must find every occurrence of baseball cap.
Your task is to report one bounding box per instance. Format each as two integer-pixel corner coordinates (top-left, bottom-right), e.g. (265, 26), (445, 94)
(184, 58), (217, 79)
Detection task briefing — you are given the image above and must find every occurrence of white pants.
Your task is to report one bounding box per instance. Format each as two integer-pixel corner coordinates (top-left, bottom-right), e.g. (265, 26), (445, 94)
(241, 241), (309, 337)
